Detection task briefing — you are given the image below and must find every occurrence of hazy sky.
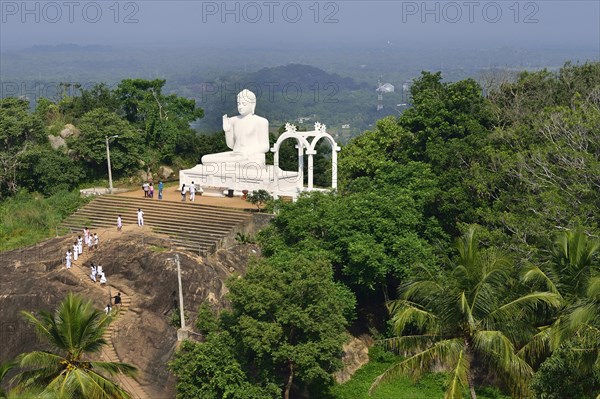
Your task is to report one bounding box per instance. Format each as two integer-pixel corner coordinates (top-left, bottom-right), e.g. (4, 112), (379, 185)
(1, 0), (599, 51)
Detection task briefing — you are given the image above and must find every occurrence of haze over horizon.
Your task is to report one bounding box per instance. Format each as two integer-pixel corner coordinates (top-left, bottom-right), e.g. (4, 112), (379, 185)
(1, 1), (598, 53)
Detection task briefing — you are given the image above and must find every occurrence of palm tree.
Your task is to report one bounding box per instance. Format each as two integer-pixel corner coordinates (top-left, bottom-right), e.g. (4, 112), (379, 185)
(521, 228), (600, 399)
(369, 225), (560, 399)
(10, 292), (137, 399)
(1, 361), (14, 398)
(521, 229), (599, 360)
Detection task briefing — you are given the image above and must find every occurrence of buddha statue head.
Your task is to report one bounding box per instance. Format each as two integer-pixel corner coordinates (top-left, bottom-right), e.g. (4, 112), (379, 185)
(237, 89), (257, 116)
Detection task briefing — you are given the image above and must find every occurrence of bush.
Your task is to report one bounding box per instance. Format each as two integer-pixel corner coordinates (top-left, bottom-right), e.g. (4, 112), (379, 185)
(169, 307), (189, 329)
(195, 302), (219, 335)
(530, 342), (600, 399)
(246, 189), (273, 212)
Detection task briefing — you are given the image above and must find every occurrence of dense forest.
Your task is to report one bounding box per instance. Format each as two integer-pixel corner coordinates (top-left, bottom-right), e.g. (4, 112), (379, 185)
(170, 62), (600, 398)
(1, 62), (599, 398)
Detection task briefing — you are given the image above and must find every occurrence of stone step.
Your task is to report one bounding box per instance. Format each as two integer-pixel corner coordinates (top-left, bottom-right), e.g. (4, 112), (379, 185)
(96, 194), (248, 212)
(92, 197), (250, 214)
(171, 240), (215, 252)
(63, 217), (236, 235)
(61, 194), (253, 255)
(71, 224), (234, 240)
(76, 202), (249, 222)
(64, 262), (150, 399)
(71, 197), (251, 223)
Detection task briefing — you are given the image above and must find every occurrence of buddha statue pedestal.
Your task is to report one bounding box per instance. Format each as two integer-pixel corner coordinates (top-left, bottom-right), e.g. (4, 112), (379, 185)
(179, 162), (301, 198)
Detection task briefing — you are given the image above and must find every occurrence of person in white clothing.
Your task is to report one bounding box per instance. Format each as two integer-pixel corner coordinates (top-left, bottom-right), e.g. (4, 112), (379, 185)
(137, 208), (144, 226)
(73, 241), (78, 261)
(99, 272), (107, 285)
(189, 182), (196, 202)
(93, 233), (99, 250)
(117, 215), (122, 231)
(77, 235), (83, 254)
(90, 265), (97, 282)
(65, 249), (72, 269)
(104, 303), (112, 314)
(84, 227), (90, 247)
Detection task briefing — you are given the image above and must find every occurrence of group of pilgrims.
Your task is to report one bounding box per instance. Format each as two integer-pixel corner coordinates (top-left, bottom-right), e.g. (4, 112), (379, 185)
(89, 263), (107, 284)
(64, 227), (120, 315)
(64, 228), (105, 283)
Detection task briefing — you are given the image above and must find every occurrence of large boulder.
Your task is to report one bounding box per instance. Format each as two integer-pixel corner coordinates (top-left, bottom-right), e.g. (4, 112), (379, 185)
(158, 165), (174, 180)
(333, 334), (373, 383)
(138, 169), (150, 182)
(48, 134), (66, 150)
(59, 124), (79, 139)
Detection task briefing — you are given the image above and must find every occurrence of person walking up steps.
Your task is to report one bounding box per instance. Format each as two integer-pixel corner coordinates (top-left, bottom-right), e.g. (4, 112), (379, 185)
(77, 235), (83, 255)
(117, 214), (122, 231)
(189, 181), (196, 202)
(73, 240), (78, 261)
(181, 184), (186, 201)
(158, 180), (164, 200)
(137, 208), (144, 227)
(90, 264), (97, 282)
(113, 292), (122, 308)
(65, 248), (72, 269)
(93, 233), (99, 250)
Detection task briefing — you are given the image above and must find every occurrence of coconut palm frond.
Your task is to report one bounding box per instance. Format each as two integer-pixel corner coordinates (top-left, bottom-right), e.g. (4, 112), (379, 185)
(487, 292), (561, 323)
(444, 349), (469, 399)
(388, 299), (440, 335)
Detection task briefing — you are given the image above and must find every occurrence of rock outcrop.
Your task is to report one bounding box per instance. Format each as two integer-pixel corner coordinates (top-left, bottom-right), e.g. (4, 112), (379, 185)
(0, 226), (257, 398)
(59, 123), (79, 139)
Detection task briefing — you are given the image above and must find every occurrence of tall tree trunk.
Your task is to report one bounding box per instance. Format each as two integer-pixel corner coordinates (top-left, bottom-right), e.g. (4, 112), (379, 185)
(467, 371), (477, 399)
(284, 361), (294, 399)
(465, 340), (477, 399)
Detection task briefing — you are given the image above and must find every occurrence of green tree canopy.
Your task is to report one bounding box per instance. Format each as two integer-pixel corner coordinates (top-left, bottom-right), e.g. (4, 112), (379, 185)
(69, 108), (143, 178)
(114, 78), (204, 163)
(260, 160), (443, 294)
(0, 98), (47, 197)
(171, 252), (355, 399)
(169, 332), (281, 399)
(226, 252), (355, 398)
(17, 145), (85, 194)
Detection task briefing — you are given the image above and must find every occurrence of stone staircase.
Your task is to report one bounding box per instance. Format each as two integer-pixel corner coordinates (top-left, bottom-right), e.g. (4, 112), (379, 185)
(61, 195), (252, 255)
(68, 247), (150, 399)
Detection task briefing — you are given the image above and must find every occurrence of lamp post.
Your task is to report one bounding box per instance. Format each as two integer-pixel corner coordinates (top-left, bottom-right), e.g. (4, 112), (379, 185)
(168, 254), (188, 341)
(105, 135), (119, 194)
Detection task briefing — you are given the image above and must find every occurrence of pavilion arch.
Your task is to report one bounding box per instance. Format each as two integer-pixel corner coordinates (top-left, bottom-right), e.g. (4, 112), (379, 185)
(271, 123), (341, 195)
(305, 132), (341, 190)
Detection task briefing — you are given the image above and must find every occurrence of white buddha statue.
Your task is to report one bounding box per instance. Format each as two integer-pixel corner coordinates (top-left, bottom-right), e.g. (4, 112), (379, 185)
(201, 89), (270, 167)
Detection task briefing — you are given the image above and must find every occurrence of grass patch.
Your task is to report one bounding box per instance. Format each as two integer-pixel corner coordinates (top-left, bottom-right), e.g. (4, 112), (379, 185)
(327, 358), (446, 399)
(326, 347), (511, 399)
(149, 245), (168, 252)
(0, 190), (90, 252)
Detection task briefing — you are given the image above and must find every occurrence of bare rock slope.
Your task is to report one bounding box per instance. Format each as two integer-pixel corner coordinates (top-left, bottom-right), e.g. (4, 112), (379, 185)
(0, 225), (257, 398)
